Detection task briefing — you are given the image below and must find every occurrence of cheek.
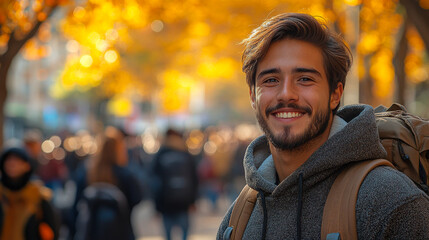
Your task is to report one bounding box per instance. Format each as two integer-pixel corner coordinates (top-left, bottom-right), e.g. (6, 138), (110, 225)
(254, 88), (268, 106)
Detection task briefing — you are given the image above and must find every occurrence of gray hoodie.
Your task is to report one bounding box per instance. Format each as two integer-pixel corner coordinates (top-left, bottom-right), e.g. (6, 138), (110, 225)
(217, 104), (429, 239)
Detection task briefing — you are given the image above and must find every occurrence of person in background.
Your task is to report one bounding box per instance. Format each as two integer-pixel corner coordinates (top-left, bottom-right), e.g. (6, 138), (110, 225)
(151, 128), (198, 240)
(0, 147), (59, 240)
(69, 126), (143, 240)
(22, 129), (44, 176)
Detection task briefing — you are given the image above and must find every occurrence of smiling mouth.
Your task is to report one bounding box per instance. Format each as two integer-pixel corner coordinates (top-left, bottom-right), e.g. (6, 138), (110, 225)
(275, 112), (303, 119)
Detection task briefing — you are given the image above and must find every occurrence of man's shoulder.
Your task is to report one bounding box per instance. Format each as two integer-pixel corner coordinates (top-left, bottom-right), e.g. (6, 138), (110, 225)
(355, 164), (429, 238)
(358, 165), (429, 207)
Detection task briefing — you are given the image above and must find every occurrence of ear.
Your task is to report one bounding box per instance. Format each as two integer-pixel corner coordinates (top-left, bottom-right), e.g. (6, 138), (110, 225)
(249, 87), (256, 109)
(330, 82), (344, 110)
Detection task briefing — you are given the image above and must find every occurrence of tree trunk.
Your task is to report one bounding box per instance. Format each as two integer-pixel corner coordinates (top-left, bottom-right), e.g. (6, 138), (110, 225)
(359, 54), (374, 105)
(400, 0), (429, 54)
(393, 20), (409, 105)
(0, 61), (11, 149)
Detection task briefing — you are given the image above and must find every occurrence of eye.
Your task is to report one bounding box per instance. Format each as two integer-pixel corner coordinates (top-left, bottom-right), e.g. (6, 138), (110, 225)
(263, 77), (278, 83)
(299, 77), (313, 82)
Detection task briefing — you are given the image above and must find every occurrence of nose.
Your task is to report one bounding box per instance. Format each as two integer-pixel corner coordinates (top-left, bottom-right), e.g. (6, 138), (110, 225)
(277, 78), (298, 103)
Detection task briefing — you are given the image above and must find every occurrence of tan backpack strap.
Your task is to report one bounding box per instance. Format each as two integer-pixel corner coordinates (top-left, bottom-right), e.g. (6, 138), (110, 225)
(321, 159), (394, 240)
(227, 184), (258, 240)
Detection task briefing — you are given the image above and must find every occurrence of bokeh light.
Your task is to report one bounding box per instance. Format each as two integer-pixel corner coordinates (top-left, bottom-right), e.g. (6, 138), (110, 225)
(41, 140), (55, 153)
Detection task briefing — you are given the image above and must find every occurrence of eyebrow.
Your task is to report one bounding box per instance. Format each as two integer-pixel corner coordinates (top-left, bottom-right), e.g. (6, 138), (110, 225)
(256, 68), (281, 80)
(256, 67), (322, 80)
(293, 67), (322, 77)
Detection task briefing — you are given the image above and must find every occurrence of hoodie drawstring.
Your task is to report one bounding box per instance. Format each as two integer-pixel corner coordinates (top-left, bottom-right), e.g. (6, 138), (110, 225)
(257, 173), (303, 240)
(297, 173), (303, 240)
(258, 190), (268, 240)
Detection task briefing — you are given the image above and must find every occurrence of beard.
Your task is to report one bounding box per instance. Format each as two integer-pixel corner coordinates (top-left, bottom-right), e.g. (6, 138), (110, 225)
(256, 101), (331, 151)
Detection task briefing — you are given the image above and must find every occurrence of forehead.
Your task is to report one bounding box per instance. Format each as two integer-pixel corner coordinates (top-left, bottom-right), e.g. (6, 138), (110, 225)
(257, 38), (326, 78)
(4, 154), (26, 162)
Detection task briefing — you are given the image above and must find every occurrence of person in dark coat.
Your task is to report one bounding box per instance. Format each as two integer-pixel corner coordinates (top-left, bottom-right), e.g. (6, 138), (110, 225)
(151, 128), (198, 240)
(0, 147), (59, 240)
(69, 127), (143, 240)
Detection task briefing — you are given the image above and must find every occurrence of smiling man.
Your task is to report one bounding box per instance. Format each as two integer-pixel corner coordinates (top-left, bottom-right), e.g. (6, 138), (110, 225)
(217, 13), (429, 239)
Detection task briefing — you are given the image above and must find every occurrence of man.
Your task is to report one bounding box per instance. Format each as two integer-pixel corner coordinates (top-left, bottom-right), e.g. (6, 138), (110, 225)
(151, 128), (199, 240)
(217, 13), (429, 239)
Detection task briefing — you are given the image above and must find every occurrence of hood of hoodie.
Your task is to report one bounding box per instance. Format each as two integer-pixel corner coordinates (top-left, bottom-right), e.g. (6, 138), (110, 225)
(244, 104), (387, 196)
(0, 147), (34, 191)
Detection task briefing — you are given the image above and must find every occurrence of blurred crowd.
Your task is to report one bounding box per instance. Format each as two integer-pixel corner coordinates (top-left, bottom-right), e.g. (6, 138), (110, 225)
(0, 123), (261, 240)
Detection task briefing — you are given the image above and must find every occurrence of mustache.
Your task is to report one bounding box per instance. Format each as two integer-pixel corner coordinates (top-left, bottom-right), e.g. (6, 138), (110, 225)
(265, 103), (312, 118)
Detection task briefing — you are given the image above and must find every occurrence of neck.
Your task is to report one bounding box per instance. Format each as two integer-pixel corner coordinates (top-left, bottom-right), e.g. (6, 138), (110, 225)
(271, 119), (333, 182)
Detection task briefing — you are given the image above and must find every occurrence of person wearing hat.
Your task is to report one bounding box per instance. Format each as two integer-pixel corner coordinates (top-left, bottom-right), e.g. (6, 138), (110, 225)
(0, 147), (59, 240)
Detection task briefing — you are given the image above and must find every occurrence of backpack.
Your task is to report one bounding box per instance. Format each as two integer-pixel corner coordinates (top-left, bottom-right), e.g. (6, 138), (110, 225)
(224, 103), (429, 240)
(374, 103), (429, 192)
(155, 149), (198, 212)
(74, 183), (130, 240)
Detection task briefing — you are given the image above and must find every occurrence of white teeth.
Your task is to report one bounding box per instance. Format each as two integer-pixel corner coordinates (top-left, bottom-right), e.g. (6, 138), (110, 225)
(276, 112), (303, 119)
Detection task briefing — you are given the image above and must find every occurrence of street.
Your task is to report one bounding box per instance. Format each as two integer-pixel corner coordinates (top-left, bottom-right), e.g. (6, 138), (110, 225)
(133, 196), (231, 240)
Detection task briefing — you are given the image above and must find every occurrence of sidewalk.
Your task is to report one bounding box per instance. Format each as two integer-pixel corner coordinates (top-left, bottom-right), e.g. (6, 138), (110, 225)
(133, 196), (231, 240)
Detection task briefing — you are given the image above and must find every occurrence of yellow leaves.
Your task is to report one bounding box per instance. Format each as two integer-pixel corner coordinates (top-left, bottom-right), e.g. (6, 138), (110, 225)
(188, 22), (211, 38)
(37, 22), (51, 42)
(60, 59), (102, 90)
(37, 11), (47, 21)
(307, 3), (331, 19)
(66, 39), (79, 52)
(107, 96), (133, 117)
(50, 81), (68, 99)
(88, 32), (101, 44)
(73, 6), (86, 20)
(104, 49), (118, 63)
(80, 55), (93, 67)
(197, 58), (238, 80)
(407, 27), (425, 51)
(420, 0), (429, 9)
(103, 71), (136, 96)
(358, 57), (366, 79)
(32, 1), (43, 12)
(370, 49), (394, 98)
(358, 32), (380, 55)
(106, 29), (119, 41)
(405, 27), (428, 83)
(0, 34), (10, 51)
(22, 39), (50, 60)
(151, 20), (164, 32)
(344, 0), (362, 6)
(52, 0), (428, 112)
(123, 1), (147, 28)
(159, 70), (195, 114)
(405, 54), (428, 83)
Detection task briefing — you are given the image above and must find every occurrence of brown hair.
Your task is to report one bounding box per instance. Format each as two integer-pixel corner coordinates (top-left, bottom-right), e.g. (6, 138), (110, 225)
(242, 13), (352, 112)
(87, 127), (126, 185)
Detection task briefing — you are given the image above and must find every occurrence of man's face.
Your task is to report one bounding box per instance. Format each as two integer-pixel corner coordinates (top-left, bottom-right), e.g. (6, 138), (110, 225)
(250, 38), (342, 150)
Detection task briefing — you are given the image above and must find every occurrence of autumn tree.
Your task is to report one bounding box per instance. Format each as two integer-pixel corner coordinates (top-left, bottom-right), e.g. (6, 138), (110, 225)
(57, 0), (429, 118)
(0, 0), (67, 148)
(56, 0), (339, 123)
(353, 0), (429, 108)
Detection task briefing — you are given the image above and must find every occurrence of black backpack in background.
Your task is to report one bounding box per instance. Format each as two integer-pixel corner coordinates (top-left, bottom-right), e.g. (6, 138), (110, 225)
(155, 149), (198, 212)
(74, 183), (130, 240)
